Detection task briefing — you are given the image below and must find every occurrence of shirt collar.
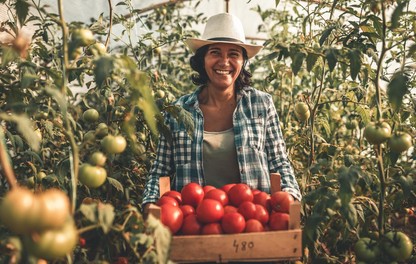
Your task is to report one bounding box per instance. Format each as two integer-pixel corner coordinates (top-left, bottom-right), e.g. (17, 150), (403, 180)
(183, 85), (254, 108)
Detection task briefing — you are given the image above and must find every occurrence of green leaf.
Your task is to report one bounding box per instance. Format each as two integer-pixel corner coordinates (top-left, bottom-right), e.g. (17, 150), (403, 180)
(325, 48), (338, 72)
(151, 214), (172, 264)
(319, 26), (335, 46)
(387, 73), (408, 111)
(15, 0), (29, 27)
(340, 202), (358, 229)
(93, 56), (114, 88)
(291, 52), (306, 75)
(338, 166), (359, 205)
(306, 52), (319, 72)
(79, 203), (98, 223)
(98, 203), (115, 234)
(408, 43), (416, 57)
(127, 70), (159, 136)
(349, 49), (361, 80)
(390, 1), (406, 30)
(107, 177), (124, 192)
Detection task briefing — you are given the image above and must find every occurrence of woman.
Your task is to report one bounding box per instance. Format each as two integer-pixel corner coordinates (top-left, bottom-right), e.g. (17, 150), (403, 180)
(142, 13), (301, 213)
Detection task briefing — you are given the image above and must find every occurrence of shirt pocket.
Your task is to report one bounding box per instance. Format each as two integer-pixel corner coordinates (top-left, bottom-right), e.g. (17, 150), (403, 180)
(172, 130), (193, 164)
(245, 117), (265, 151)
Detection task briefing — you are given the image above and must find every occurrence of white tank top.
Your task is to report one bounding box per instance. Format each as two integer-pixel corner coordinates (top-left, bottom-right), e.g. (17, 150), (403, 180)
(203, 128), (240, 187)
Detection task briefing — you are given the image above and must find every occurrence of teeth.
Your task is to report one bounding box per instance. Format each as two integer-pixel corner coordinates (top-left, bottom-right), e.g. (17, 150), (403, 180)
(215, 70), (230, 75)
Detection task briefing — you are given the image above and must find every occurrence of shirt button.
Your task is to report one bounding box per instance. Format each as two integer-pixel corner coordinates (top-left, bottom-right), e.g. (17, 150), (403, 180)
(240, 169), (245, 174)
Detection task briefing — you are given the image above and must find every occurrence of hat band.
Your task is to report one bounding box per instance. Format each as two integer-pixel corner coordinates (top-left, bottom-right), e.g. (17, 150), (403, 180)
(207, 37), (244, 43)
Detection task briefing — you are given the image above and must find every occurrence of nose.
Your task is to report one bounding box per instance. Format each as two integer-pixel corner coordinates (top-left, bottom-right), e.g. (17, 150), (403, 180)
(218, 54), (230, 66)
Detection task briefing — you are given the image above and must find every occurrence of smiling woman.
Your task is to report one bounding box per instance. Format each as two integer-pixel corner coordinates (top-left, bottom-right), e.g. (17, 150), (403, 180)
(142, 12), (301, 215)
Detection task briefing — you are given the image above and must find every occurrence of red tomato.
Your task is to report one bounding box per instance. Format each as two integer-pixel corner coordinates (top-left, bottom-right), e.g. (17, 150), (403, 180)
(162, 190), (182, 205)
(224, 205), (238, 214)
(253, 191), (271, 212)
(156, 196), (179, 207)
(221, 183), (236, 194)
(203, 185), (216, 194)
(269, 212), (289, 231)
(196, 199), (224, 224)
(201, 222), (223, 235)
(221, 212), (246, 234)
(179, 205), (195, 218)
(270, 191), (294, 213)
(181, 182), (204, 207)
(252, 189), (261, 196)
(204, 188), (229, 206)
(237, 201), (257, 220)
(160, 204), (183, 234)
(245, 219), (265, 233)
(254, 204), (269, 225)
(228, 183), (253, 207)
(179, 214), (202, 235)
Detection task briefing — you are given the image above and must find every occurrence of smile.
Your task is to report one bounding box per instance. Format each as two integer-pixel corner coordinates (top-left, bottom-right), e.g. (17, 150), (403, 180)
(215, 70), (232, 75)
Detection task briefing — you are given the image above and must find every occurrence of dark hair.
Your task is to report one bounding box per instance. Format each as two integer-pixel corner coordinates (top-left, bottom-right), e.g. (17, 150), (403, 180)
(190, 45), (252, 90)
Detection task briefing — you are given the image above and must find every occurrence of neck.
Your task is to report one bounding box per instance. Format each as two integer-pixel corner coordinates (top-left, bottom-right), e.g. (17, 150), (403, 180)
(199, 85), (236, 107)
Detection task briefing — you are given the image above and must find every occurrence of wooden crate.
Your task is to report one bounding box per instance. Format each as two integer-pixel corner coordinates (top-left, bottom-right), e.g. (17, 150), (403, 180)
(149, 174), (302, 263)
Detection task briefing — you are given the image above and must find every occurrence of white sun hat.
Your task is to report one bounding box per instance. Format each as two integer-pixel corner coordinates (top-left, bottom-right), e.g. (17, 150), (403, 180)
(185, 13), (263, 59)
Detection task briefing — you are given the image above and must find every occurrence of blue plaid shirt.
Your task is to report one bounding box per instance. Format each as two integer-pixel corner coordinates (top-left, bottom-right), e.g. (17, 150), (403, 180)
(142, 86), (301, 205)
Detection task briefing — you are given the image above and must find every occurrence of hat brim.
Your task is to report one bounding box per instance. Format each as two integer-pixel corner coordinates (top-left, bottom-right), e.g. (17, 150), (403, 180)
(186, 38), (263, 59)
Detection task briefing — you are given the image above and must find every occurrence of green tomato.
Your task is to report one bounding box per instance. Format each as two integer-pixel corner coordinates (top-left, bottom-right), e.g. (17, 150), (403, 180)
(79, 163), (107, 188)
(24, 219), (78, 260)
(382, 231), (413, 262)
(82, 108), (100, 122)
(71, 28), (95, 47)
(89, 151), (107, 167)
(389, 132), (413, 153)
(86, 42), (107, 56)
(354, 237), (380, 262)
(101, 135), (127, 154)
(0, 187), (40, 234)
(363, 121), (391, 145)
(294, 102), (310, 122)
(95, 122), (109, 138)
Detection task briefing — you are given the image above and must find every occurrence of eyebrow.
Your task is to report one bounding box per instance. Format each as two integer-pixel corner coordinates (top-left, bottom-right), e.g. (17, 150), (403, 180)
(208, 47), (242, 53)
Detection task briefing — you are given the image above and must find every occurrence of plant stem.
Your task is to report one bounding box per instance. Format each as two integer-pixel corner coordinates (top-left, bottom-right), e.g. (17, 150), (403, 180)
(0, 134), (18, 189)
(375, 145), (385, 235)
(105, 0), (113, 48)
(57, 0), (79, 214)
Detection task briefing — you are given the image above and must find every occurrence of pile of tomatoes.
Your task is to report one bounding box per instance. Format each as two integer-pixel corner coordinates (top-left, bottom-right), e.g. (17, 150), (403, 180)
(155, 182), (295, 235)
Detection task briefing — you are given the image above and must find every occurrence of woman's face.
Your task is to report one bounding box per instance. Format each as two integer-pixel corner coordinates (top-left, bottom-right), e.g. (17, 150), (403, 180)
(204, 43), (244, 90)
